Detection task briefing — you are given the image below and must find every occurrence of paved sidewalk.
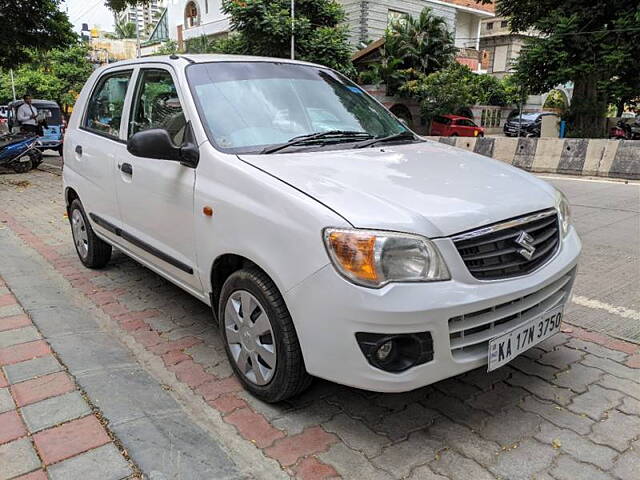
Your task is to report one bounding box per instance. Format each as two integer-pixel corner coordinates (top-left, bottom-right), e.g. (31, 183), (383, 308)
(0, 277), (135, 480)
(0, 169), (639, 480)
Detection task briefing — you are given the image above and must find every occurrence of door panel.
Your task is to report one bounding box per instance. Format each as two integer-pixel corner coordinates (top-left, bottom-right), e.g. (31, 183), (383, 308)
(115, 67), (202, 292)
(69, 70), (133, 242)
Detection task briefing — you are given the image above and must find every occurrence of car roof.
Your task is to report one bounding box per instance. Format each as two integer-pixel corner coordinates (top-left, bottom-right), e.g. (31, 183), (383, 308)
(99, 54), (325, 70)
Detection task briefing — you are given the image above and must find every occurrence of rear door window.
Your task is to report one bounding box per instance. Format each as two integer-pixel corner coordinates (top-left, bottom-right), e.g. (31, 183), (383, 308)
(83, 71), (133, 139)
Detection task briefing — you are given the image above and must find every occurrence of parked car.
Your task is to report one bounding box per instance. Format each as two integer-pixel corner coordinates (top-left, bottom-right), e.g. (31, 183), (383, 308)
(63, 56), (581, 402)
(504, 112), (558, 137)
(7, 99), (65, 155)
(430, 114), (484, 137)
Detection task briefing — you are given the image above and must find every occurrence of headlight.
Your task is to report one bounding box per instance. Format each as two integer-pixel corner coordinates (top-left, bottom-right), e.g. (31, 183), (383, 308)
(556, 191), (572, 238)
(323, 228), (450, 288)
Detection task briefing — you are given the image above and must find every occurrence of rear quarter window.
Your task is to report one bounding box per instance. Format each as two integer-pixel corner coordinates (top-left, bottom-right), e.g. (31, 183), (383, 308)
(83, 70), (133, 139)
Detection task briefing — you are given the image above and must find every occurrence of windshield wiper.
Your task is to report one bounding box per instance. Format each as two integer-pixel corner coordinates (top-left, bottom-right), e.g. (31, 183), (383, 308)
(353, 131), (418, 149)
(261, 130), (374, 154)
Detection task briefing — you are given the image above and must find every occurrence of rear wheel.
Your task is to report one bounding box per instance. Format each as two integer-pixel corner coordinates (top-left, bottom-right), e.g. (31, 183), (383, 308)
(69, 199), (112, 269)
(219, 268), (311, 402)
(12, 160), (32, 173)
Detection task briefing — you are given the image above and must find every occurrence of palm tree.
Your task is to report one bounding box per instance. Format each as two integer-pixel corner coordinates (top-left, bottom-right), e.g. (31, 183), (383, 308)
(385, 8), (457, 76)
(114, 20), (137, 39)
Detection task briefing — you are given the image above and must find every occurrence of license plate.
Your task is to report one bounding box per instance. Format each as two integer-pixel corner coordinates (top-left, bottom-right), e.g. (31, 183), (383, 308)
(19, 156), (30, 163)
(488, 306), (564, 371)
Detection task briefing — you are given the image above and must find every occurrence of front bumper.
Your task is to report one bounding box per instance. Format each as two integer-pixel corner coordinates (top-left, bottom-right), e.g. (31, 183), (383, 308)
(285, 227), (581, 392)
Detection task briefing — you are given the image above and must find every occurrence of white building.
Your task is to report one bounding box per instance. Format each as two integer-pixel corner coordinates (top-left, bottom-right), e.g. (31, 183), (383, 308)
(115, 0), (166, 36)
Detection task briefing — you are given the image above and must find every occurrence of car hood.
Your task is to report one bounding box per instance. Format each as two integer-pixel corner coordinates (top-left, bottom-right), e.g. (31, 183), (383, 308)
(238, 141), (557, 238)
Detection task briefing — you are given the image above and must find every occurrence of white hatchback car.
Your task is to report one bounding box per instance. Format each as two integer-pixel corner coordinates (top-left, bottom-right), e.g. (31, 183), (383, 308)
(64, 55), (581, 402)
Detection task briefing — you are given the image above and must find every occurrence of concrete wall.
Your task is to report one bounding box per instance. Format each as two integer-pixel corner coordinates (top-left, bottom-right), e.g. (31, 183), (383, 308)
(426, 137), (640, 180)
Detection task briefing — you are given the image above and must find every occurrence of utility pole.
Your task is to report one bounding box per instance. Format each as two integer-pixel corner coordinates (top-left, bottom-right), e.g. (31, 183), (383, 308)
(291, 0), (295, 60)
(135, 8), (141, 58)
(9, 69), (16, 102)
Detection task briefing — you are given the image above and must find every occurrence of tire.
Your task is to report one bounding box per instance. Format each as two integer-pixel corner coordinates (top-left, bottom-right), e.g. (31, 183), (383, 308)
(12, 160), (32, 173)
(69, 199), (112, 269)
(219, 268), (312, 402)
(450, 133), (459, 137)
(57, 146), (63, 157)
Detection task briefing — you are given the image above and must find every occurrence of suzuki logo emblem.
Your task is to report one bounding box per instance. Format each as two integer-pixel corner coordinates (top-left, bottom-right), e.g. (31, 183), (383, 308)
(515, 231), (536, 260)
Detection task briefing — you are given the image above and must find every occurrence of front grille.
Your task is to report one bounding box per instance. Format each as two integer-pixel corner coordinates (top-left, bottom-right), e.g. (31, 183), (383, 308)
(448, 270), (575, 362)
(453, 209), (560, 280)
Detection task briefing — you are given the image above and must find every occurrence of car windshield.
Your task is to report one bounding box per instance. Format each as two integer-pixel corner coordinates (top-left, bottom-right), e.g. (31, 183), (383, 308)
(513, 113), (540, 121)
(186, 62), (408, 154)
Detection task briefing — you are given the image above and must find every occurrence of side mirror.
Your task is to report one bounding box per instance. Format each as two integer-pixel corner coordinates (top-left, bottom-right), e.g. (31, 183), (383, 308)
(127, 122), (199, 168)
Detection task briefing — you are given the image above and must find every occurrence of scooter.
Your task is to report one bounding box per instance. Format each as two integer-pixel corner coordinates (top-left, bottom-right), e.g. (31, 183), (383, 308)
(0, 133), (43, 173)
(610, 120), (640, 140)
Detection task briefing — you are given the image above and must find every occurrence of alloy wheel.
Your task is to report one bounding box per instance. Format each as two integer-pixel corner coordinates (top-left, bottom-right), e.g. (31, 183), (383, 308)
(224, 290), (277, 386)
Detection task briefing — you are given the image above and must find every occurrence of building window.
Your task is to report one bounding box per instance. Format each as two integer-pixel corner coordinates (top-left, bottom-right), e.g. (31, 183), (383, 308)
(388, 9), (408, 26)
(185, 1), (200, 28)
(486, 22), (494, 30)
(501, 20), (509, 28)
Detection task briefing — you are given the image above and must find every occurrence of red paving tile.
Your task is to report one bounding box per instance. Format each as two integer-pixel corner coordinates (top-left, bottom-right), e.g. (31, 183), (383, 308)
(168, 359), (213, 388)
(33, 415), (110, 464)
(225, 407), (285, 448)
(293, 456), (340, 480)
(0, 293), (17, 307)
(14, 470), (48, 480)
(198, 377), (243, 401)
(0, 369), (7, 388)
(0, 410), (27, 444)
(208, 394), (248, 414)
(11, 371), (76, 407)
(265, 427), (337, 467)
(0, 340), (52, 366)
(0, 314), (32, 332)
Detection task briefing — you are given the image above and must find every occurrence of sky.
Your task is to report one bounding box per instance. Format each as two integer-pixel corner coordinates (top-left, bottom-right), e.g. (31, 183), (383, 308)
(63, 0), (115, 34)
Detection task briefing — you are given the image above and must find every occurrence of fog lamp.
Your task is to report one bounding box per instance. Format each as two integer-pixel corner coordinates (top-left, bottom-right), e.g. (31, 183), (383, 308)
(376, 341), (394, 362)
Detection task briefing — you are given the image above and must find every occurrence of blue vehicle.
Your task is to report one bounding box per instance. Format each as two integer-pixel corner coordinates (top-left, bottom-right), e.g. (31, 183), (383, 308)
(0, 133), (42, 173)
(7, 99), (65, 155)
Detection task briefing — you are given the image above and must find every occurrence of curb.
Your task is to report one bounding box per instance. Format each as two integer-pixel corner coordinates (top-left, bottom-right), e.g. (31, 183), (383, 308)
(426, 137), (640, 180)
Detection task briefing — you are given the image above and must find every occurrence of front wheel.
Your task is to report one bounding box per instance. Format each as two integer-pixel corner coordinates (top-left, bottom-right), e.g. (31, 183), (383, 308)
(219, 268), (311, 403)
(69, 199), (112, 269)
(12, 159), (32, 173)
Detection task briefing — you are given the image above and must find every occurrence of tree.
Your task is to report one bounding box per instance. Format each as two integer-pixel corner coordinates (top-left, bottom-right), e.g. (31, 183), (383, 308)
(0, 45), (93, 113)
(477, 0), (640, 137)
(114, 20), (138, 39)
(386, 8), (457, 77)
(0, 0), (76, 68)
(211, 0), (355, 75)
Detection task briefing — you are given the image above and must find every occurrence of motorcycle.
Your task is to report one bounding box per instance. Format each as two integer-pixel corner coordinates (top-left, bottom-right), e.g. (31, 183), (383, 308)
(0, 133), (43, 173)
(610, 120), (640, 140)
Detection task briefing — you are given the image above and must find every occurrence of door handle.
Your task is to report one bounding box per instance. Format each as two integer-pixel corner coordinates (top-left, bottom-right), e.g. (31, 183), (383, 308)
(120, 163), (133, 175)
(75, 145), (82, 156)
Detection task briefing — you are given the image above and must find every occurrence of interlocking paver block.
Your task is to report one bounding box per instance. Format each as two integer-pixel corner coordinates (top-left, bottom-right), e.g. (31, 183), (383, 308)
(553, 363), (603, 393)
(507, 370), (574, 405)
(510, 355), (558, 380)
(431, 449), (495, 480)
(0, 326), (41, 348)
(480, 407), (542, 447)
(612, 449), (640, 480)
(21, 391), (92, 433)
(224, 407), (285, 448)
(534, 422), (617, 470)
(618, 396), (640, 416)
(566, 338), (629, 362)
(291, 456), (339, 480)
(33, 415), (110, 465)
(264, 426), (337, 467)
(272, 401), (340, 435)
(3, 355), (62, 384)
(370, 430), (441, 478)
(591, 410), (640, 452)
(318, 443), (393, 480)
(428, 417), (501, 467)
(599, 374), (640, 400)
(14, 469), (48, 480)
(0, 304), (23, 318)
(468, 382), (528, 413)
(0, 409), (27, 444)
(551, 454), (614, 480)
(567, 384), (625, 420)
(0, 438), (41, 480)
(322, 413), (389, 458)
(537, 345), (584, 370)
(374, 403), (439, 441)
(47, 443), (132, 480)
(520, 396), (593, 435)
(489, 439), (557, 480)
(583, 354), (638, 381)
(0, 293), (16, 307)
(0, 387), (15, 414)
(11, 371), (75, 407)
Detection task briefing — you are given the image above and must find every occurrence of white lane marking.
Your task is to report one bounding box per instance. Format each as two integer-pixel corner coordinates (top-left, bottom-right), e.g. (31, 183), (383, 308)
(537, 174), (640, 185)
(572, 295), (640, 321)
